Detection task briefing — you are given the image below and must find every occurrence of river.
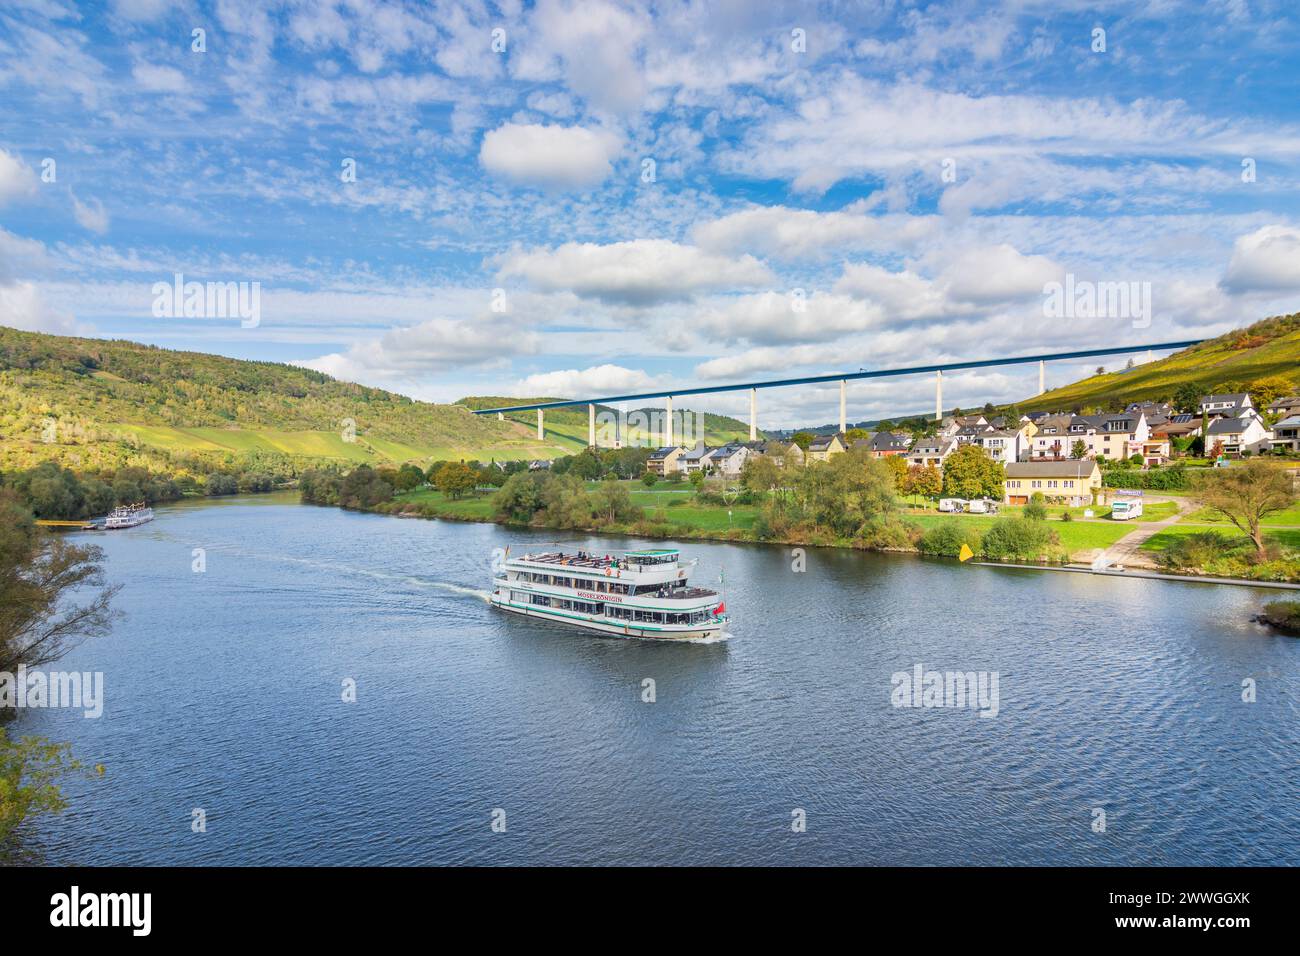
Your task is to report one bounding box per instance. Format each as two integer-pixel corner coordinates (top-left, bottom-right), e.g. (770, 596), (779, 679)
(19, 493), (1300, 865)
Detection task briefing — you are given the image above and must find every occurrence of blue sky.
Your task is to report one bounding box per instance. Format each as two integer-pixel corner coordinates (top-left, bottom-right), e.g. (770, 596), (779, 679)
(2, 0), (1299, 427)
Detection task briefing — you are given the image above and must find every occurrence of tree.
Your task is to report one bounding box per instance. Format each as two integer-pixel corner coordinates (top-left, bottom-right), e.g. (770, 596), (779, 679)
(941, 444), (1004, 500)
(433, 462), (477, 500)
(641, 471), (658, 487)
(0, 491), (114, 854)
(1070, 439), (1088, 460)
(393, 463), (425, 492)
(883, 454), (908, 488)
(1193, 460), (1294, 557)
(590, 478), (639, 525)
(1173, 381), (1203, 414)
(905, 464), (942, 500)
(1095, 366), (1106, 376)
(688, 470), (706, 489)
(0, 491), (119, 676)
(1248, 375), (1292, 410)
(1023, 492), (1048, 521)
(844, 427), (870, 443)
(493, 472), (546, 523)
(790, 431), (815, 450)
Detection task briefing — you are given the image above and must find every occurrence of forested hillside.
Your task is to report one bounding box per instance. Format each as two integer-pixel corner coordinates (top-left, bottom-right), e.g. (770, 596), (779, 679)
(0, 326), (566, 477)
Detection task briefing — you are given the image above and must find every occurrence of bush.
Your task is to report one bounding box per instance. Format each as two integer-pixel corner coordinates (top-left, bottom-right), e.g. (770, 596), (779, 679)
(1023, 492), (1048, 521)
(979, 518), (1058, 560)
(641, 472), (658, 487)
(1154, 531), (1244, 571)
(1259, 600), (1300, 634)
(918, 520), (983, 557)
(859, 518), (920, 550)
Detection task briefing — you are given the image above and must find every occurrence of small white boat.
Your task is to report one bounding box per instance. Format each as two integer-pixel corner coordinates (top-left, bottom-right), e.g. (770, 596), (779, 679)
(103, 502), (154, 529)
(490, 547), (727, 640)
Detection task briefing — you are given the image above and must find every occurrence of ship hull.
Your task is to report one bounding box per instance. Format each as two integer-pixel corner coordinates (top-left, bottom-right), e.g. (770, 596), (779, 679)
(104, 514), (154, 529)
(489, 592), (723, 641)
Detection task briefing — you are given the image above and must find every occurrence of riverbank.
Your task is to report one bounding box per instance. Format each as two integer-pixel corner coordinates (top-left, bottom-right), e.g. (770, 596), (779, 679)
(340, 482), (1300, 586)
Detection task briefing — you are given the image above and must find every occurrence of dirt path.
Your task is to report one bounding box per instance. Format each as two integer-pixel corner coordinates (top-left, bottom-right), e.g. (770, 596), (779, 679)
(1098, 497), (1197, 568)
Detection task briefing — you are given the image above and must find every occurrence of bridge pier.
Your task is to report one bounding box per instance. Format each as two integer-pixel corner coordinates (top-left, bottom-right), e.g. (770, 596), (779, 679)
(497, 412), (503, 421)
(749, 388), (757, 441)
(839, 380), (847, 434)
(537, 408), (543, 440)
(1038, 360), (1045, 395)
(665, 395), (674, 447)
(588, 403), (596, 447)
(935, 369), (943, 421)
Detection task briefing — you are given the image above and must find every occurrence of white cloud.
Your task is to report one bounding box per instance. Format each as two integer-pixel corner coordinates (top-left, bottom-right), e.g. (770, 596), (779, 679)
(0, 150), (39, 206)
(696, 290), (890, 347)
(298, 316), (538, 383)
(71, 193), (109, 233)
(132, 62), (189, 93)
(496, 239), (774, 305)
(1220, 225), (1300, 293)
(479, 123), (620, 190)
(940, 244), (1062, 304)
(513, 363), (655, 397)
(691, 204), (938, 260)
(0, 280), (80, 335)
(512, 0), (648, 114)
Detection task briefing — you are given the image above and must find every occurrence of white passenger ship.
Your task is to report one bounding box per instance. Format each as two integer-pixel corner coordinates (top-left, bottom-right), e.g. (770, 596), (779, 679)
(103, 502), (154, 529)
(490, 548), (727, 640)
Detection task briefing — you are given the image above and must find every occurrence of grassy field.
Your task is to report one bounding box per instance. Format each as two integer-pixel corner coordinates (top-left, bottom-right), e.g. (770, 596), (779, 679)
(1141, 525), (1300, 552)
(1183, 503), (1300, 526)
(906, 513), (1132, 553)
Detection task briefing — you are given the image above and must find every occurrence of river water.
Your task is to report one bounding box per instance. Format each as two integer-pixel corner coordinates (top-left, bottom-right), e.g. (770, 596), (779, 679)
(19, 494), (1300, 865)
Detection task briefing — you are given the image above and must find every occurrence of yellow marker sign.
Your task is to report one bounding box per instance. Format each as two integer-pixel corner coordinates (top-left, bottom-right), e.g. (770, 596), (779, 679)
(958, 544), (974, 563)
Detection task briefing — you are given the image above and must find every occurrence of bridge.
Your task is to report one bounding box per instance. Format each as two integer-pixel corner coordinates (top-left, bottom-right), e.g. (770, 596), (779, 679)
(472, 339), (1205, 447)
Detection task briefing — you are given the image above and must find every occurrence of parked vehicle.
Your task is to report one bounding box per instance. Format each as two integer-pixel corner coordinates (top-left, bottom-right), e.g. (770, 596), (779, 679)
(1111, 490), (1144, 520)
(967, 498), (999, 514)
(938, 498), (967, 513)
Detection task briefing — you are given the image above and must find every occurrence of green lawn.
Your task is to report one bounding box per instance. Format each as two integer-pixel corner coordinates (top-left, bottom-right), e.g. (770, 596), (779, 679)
(906, 513), (1132, 553)
(1183, 503), (1300, 526)
(1141, 525), (1300, 552)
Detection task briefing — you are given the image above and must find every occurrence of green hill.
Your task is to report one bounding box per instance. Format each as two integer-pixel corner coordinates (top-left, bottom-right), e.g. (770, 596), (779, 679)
(458, 396), (760, 446)
(0, 326), (572, 477)
(1020, 313), (1300, 414)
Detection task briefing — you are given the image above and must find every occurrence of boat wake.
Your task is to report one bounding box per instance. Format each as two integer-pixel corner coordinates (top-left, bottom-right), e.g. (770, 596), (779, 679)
(424, 581), (492, 602)
(681, 630), (731, 644)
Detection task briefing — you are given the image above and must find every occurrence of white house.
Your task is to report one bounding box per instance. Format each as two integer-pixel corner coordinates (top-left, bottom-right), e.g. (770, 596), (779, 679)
(706, 443), (754, 478)
(1030, 412), (1149, 461)
(1199, 393), (1256, 420)
(1205, 416), (1271, 456)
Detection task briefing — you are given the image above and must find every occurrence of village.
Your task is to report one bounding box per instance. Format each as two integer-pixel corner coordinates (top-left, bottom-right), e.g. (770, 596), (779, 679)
(635, 391), (1300, 515)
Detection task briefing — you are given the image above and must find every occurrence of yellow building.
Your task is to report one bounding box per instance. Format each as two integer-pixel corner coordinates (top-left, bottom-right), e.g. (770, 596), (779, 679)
(1003, 460), (1102, 507)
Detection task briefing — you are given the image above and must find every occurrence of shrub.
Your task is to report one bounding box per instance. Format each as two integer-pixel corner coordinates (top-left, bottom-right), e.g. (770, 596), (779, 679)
(1259, 600), (1300, 634)
(979, 518), (1058, 560)
(1023, 492), (1048, 521)
(1154, 531), (1244, 571)
(918, 520), (983, 557)
(641, 472), (658, 487)
(859, 518), (920, 550)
